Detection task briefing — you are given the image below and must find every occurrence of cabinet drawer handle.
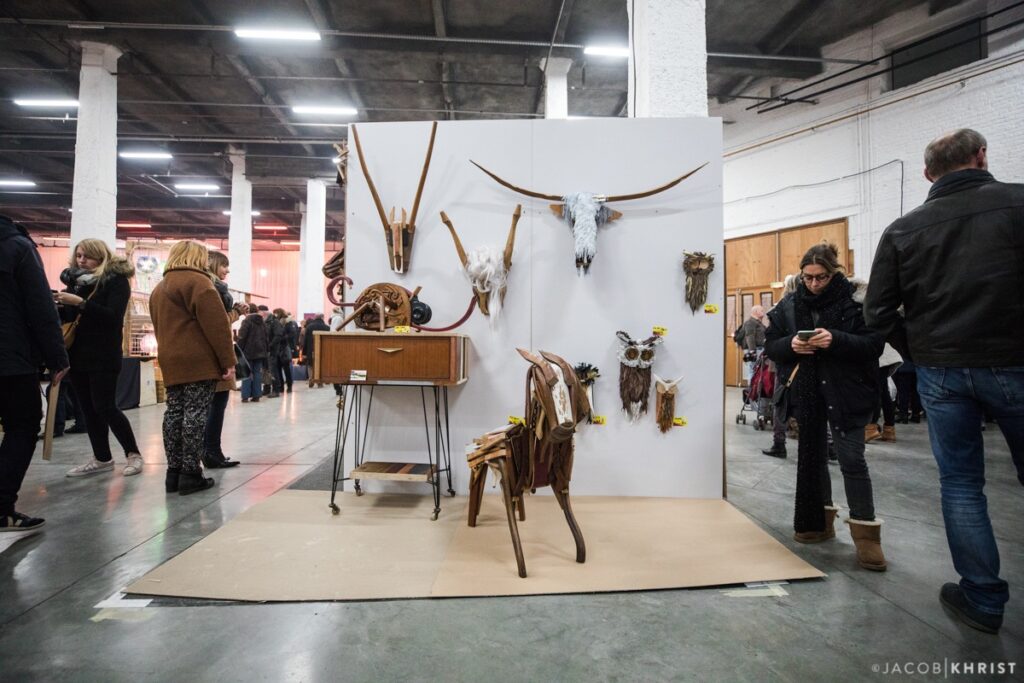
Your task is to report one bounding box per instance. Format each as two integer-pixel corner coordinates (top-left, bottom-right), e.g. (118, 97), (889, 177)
(377, 347), (404, 354)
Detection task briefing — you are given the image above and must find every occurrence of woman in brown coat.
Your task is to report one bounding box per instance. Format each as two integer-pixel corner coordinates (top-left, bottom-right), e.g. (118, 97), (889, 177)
(150, 241), (236, 495)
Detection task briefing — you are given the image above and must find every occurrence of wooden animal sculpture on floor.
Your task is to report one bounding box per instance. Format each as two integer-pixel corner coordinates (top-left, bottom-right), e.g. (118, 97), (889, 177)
(616, 331), (663, 422)
(654, 374), (683, 433)
(350, 121), (438, 274)
(470, 160), (707, 275)
(466, 349), (591, 578)
(439, 204), (522, 326)
(682, 251), (715, 313)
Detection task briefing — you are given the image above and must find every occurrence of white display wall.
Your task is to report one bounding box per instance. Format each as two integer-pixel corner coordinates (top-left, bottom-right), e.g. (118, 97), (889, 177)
(346, 117), (723, 498)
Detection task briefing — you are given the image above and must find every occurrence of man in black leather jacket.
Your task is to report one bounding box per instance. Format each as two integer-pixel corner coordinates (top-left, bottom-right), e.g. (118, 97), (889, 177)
(864, 129), (1024, 635)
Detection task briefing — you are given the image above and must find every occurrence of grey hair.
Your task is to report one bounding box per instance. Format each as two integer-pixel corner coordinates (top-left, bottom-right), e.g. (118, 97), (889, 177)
(924, 129), (987, 179)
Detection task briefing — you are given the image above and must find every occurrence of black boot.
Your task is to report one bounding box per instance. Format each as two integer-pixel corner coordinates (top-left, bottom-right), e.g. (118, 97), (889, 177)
(762, 443), (787, 458)
(165, 468), (181, 493)
(202, 450), (240, 469)
(178, 471), (215, 496)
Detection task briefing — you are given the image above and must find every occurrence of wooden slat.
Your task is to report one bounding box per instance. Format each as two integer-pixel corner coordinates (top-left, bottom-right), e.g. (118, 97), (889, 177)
(351, 461), (436, 482)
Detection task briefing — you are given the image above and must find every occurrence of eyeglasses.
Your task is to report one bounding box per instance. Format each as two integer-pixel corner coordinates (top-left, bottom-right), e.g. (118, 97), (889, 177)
(801, 273), (832, 284)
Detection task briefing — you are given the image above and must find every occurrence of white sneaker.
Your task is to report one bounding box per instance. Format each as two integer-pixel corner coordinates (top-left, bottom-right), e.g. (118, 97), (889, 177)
(66, 459), (115, 478)
(123, 454), (144, 477)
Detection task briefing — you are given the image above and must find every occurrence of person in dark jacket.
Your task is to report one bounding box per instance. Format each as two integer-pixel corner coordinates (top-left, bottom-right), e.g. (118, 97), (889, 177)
(267, 308), (292, 396)
(0, 215), (69, 532)
(202, 251), (244, 468)
(302, 314), (330, 388)
(865, 129), (1024, 634)
(765, 243), (886, 571)
(237, 307), (268, 402)
(58, 238), (143, 478)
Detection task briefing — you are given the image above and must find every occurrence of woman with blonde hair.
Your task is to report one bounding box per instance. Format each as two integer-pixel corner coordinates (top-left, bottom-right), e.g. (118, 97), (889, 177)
(150, 241), (236, 495)
(57, 238), (144, 478)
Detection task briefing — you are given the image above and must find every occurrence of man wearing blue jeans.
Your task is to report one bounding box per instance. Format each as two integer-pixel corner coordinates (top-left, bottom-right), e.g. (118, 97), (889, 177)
(865, 129), (1024, 634)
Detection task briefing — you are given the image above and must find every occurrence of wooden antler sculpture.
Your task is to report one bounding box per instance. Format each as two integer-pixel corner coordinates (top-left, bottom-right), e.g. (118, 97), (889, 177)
(351, 121), (438, 274)
(439, 204), (522, 322)
(470, 160), (707, 275)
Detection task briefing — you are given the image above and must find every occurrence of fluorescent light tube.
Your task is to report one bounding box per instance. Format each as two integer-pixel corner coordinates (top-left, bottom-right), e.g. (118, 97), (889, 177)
(222, 210), (261, 216)
(119, 151), (173, 160)
(117, 222), (151, 229)
(0, 179), (36, 187)
(583, 45), (630, 58)
(292, 105), (358, 116)
(174, 183), (219, 191)
(14, 98), (79, 108)
(234, 28), (320, 41)
(254, 225), (287, 231)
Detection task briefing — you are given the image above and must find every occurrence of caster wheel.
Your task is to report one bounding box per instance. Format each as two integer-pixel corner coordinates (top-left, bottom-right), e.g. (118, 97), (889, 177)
(735, 414), (741, 424)
(740, 414), (747, 424)
(431, 511), (439, 521)
(355, 489), (364, 497)
(447, 489), (456, 498)
(329, 505), (340, 516)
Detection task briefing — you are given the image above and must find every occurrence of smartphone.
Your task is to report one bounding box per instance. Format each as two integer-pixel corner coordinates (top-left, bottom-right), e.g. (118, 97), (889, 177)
(797, 330), (816, 341)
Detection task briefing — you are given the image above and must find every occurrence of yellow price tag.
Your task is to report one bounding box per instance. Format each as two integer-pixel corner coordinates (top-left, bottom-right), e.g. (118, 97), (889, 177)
(394, 325), (411, 334)
(672, 417), (688, 427)
(704, 304), (720, 314)
(592, 415), (607, 425)
(652, 325), (668, 337)
(508, 416), (525, 426)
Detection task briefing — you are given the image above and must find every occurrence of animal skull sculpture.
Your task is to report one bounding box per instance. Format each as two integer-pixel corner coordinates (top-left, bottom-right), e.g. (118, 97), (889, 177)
(350, 121), (438, 274)
(439, 204), (522, 324)
(654, 374), (683, 433)
(471, 160), (708, 275)
(616, 331), (664, 422)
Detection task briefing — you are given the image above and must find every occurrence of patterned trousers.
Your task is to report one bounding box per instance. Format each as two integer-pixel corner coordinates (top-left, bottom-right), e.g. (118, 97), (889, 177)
(163, 381), (215, 474)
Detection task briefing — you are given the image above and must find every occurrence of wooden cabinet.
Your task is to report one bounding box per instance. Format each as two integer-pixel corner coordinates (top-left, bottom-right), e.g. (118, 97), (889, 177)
(313, 332), (469, 385)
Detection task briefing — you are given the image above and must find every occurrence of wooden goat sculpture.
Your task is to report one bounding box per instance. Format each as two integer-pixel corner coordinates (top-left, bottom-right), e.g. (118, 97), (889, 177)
(439, 204), (522, 322)
(470, 160), (708, 274)
(350, 121), (438, 274)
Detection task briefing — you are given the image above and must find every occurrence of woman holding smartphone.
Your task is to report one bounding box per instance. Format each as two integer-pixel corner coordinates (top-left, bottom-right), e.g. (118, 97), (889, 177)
(764, 243), (888, 571)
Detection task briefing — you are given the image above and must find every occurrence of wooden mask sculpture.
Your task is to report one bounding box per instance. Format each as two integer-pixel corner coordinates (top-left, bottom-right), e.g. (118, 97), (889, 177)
(616, 331), (663, 422)
(470, 161), (707, 275)
(350, 121), (438, 274)
(654, 374), (683, 433)
(682, 251), (715, 313)
(439, 204), (522, 324)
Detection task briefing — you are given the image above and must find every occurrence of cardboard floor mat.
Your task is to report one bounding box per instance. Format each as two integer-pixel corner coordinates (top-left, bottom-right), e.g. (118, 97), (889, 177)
(127, 490), (823, 601)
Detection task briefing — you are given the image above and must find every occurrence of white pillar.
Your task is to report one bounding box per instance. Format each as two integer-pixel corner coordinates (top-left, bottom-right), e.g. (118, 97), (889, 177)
(541, 57), (573, 119)
(628, 0), (708, 117)
(227, 150), (253, 294)
(70, 42), (121, 249)
(298, 179), (327, 316)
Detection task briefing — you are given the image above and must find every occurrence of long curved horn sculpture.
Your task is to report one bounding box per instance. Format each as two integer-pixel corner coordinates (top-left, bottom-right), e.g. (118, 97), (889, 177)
(408, 121), (438, 229)
(604, 162), (709, 202)
(470, 161), (563, 201)
(350, 124), (390, 231)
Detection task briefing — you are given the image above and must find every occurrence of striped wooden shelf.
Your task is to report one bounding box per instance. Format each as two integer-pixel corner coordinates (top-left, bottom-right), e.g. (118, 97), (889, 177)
(350, 461), (436, 482)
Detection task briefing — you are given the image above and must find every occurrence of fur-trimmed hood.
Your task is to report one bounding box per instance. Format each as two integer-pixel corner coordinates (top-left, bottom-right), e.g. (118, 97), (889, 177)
(105, 255), (136, 279)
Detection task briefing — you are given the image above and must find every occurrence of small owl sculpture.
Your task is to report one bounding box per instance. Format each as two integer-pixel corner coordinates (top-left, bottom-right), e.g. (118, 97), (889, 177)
(616, 331), (663, 422)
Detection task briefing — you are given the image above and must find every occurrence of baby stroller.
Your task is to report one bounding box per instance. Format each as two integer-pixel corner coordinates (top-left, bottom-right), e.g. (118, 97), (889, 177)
(736, 351), (776, 430)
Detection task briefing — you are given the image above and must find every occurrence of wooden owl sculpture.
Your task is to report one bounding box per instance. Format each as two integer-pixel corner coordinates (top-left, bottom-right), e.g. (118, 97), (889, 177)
(616, 331), (663, 422)
(654, 374), (683, 433)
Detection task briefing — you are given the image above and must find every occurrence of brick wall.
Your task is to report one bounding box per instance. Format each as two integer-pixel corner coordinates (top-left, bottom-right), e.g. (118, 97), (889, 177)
(716, 0), (1024, 275)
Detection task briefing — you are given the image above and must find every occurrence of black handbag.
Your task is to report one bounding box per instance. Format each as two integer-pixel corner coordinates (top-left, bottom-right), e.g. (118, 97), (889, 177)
(234, 343), (252, 380)
(773, 364), (800, 416)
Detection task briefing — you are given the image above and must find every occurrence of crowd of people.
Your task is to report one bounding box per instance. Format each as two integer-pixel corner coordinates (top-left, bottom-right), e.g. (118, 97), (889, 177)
(0, 128), (1019, 636)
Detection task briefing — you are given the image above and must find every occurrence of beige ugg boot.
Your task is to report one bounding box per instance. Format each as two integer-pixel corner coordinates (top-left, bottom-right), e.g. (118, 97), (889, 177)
(847, 518), (887, 571)
(880, 425), (896, 442)
(864, 424), (882, 443)
(794, 505), (840, 544)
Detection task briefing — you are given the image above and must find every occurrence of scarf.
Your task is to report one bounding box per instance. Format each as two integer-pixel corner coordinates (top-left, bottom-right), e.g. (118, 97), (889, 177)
(791, 274), (852, 533)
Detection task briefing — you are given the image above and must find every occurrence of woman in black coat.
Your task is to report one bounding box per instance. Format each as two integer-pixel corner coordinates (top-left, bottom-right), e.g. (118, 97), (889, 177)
(56, 239), (143, 478)
(237, 309), (268, 402)
(765, 243), (887, 571)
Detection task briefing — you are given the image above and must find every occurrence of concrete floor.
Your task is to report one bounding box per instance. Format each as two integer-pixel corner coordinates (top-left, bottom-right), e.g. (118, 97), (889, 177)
(0, 386), (1021, 681)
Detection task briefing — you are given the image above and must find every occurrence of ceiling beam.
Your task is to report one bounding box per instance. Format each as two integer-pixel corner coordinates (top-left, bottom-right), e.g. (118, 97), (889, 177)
(302, 0), (368, 118)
